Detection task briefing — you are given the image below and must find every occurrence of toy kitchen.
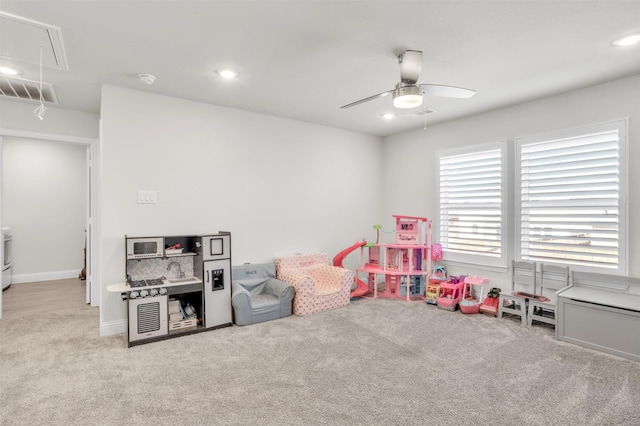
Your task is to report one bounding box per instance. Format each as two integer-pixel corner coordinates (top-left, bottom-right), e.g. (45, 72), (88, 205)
(107, 232), (232, 347)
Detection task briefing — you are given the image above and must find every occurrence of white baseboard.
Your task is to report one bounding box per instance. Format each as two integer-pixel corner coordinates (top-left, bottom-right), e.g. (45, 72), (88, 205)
(100, 319), (127, 337)
(12, 269), (82, 284)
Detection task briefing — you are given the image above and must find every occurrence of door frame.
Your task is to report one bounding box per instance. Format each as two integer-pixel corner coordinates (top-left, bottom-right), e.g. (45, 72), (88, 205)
(0, 128), (101, 314)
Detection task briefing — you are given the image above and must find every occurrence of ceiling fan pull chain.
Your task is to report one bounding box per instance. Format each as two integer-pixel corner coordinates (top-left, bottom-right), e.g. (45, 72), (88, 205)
(423, 109), (428, 131)
(34, 45), (47, 121)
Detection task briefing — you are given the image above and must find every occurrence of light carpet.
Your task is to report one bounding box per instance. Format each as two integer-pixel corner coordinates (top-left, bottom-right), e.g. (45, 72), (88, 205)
(1, 297), (639, 425)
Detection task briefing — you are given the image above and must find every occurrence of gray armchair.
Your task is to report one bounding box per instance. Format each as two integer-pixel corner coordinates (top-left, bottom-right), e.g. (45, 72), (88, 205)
(231, 263), (295, 326)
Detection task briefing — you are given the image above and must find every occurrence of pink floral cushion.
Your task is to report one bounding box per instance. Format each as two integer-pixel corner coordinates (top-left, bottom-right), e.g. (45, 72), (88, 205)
(275, 253), (353, 316)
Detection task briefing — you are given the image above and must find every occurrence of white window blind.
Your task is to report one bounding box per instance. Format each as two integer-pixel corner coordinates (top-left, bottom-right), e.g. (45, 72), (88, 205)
(438, 143), (506, 267)
(516, 120), (627, 273)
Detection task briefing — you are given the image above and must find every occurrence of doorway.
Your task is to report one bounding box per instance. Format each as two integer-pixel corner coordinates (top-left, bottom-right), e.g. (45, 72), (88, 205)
(0, 130), (99, 319)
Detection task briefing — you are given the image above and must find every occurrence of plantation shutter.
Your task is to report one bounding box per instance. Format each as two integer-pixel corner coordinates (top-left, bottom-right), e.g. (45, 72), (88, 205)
(517, 122), (625, 271)
(438, 143), (506, 267)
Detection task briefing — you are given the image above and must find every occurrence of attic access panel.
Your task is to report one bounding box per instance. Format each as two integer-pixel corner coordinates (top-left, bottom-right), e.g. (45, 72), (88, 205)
(0, 11), (68, 71)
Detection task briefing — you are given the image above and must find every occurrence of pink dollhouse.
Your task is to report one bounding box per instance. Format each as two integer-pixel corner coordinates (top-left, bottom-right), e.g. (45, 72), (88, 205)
(355, 215), (432, 302)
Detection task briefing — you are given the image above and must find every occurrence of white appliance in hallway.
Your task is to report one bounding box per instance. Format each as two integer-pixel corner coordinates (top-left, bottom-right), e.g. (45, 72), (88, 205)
(3, 227), (13, 290)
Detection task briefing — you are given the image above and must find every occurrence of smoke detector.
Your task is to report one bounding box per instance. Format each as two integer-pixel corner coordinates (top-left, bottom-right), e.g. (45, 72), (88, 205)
(138, 74), (156, 85)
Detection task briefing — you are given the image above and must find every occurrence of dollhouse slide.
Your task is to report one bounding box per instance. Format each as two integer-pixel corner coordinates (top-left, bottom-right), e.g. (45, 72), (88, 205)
(333, 241), (370, 298)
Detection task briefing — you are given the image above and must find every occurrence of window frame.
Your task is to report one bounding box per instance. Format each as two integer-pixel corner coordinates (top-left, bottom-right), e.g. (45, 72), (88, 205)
(514, 119), (629, 275)
(436, 140), (509, 271)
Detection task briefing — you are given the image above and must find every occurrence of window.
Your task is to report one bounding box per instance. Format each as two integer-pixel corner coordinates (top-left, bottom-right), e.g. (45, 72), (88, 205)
(516, 120), (628, 274)
(437, 142), (507, 268)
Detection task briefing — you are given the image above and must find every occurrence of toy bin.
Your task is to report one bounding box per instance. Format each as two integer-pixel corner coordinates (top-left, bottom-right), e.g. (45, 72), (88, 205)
(436, 279), (465, 311)
(459, 299), (480, 314)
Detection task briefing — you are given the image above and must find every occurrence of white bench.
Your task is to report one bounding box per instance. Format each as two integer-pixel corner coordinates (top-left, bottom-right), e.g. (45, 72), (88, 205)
(556, 271), (640, 361)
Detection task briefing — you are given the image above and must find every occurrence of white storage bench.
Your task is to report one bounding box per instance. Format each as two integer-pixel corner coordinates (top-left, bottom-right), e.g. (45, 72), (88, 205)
(556, 271), (640, 362)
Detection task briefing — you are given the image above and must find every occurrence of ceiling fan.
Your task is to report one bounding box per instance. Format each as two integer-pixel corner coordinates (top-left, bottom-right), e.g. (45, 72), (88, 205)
(340, 50), (476, 110)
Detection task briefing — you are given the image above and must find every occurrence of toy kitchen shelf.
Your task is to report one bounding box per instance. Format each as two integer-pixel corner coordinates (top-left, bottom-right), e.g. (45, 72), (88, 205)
(163, 235), (200, 257)
(165, 252), (197, 257)
(356, 215), (432, 302)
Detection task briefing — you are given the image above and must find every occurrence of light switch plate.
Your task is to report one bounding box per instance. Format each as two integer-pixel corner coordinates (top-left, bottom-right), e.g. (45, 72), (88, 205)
(137, 190), (157, 204)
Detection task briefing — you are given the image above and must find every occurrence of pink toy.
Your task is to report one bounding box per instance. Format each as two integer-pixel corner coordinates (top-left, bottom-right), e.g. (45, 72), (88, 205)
(437, 279), (465, 311)
(354, 215), (433, 303)
(429, 265), (447, 283)
(394, 215), (424, 245)
(459, 276), (490, 314)
(431, 243), (442, 261)
(333, 241), (370, 298)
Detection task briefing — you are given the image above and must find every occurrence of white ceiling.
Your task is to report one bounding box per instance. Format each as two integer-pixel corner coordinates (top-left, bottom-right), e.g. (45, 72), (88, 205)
(1, 1), (639, 137)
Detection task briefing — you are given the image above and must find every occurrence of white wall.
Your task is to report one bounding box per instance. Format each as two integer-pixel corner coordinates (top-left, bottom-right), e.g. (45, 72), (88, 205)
(382, 73), (640, 287)
(3, 75), (638, 331)
(2, 137), (87, 282)
(99, 85), (383, 331)
(0, 100), (100, 139)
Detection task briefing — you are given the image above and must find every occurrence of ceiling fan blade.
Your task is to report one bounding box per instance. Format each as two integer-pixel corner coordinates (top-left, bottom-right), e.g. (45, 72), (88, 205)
(340, 89), (393, 109)
(420, 84), (476, 99)
(399, 50), (423, 84)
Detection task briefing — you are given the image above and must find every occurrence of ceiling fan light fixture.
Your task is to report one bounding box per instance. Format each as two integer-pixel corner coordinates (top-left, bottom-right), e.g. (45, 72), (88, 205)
(393, 84), (423, 109)
(394, 94), (422, 109)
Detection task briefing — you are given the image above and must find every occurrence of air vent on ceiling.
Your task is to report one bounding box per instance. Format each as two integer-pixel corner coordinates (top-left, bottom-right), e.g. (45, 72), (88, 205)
(410, 109), (434, 117)
(0, 76), (58, 104)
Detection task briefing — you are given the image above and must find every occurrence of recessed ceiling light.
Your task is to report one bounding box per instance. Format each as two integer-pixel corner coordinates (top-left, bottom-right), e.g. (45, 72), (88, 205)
(0, 65), (20, 75)
(612, 33), (640, 47)
(217, 68), (238, 79)
(382, 113), (395, 120)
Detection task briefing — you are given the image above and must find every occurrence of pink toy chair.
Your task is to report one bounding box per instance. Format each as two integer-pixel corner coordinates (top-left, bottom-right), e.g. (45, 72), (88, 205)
(275, 253), (353, 316)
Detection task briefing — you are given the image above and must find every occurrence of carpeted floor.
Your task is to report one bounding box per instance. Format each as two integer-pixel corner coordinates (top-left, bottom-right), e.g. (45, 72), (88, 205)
(1, 289), (639, 425)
